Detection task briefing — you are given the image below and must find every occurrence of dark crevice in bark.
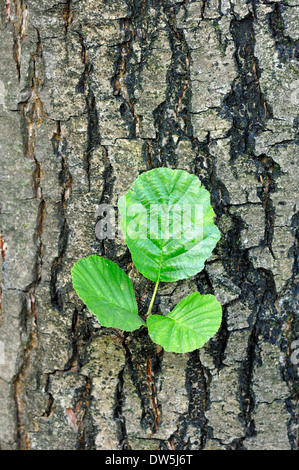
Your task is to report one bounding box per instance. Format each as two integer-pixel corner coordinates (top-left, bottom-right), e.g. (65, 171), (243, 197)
(97, 146), (114, 204)
(50, 124), (72, 312)
(10, 0), (28, 81)
(255, 154), (280, 256)
(76, 31), (100, 190)
(114, 365), (130, 449)
(93, 145), (116, 257)
(76, 375), (94, 450)
(146, 355), (162, 435)
(212, 305), (230, 370)
(52, 230), (69, 290)
(41, 392), (55, 418)
(201, 0), (207, 19)
(123, 332), (163, 439)
(64, 307), (80, 371)
(198, 147), (231, 213)
(226, 13), (272, 158)
(153, 7), (192, 166)
(238, 311), (260, 441)
(44, 302), (95, 447)
(113, 19), (141, 140)
(238, 269), (280, 441)
(143, 139), (157, 169)
(164, 350), (211, 450)
(41, 374), (55, 418)
(268, 3), (299, 61)
(185, 352), (210, 449)
(63, 0), (73, 35)
(34, 197), (46, 268)
(50, 217), (68, 312)
(85, 88), (99, 188)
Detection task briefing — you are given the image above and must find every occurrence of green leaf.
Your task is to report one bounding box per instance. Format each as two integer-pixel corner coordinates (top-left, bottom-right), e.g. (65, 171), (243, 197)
(71, 255), (145, 331)
(118, 168), (220, 282)
(147, 292), (222, 353)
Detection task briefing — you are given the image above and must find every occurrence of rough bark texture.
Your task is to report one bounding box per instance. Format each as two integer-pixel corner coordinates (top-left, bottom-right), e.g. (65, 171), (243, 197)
(0, 0), (298, 451)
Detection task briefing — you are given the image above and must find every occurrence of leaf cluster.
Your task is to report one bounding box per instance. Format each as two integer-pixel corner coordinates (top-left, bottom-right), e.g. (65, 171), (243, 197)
(72, 168), (222, 353)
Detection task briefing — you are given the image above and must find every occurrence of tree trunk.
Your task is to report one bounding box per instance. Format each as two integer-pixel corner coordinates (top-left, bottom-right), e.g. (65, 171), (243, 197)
(0, 0), (298, 451)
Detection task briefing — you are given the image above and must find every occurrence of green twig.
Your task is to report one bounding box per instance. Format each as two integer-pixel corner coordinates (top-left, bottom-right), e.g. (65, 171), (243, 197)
(146, 279), (159, 317)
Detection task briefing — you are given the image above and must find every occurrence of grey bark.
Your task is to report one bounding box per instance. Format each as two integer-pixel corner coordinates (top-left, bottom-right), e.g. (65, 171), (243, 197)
(0, 0), (298, 450)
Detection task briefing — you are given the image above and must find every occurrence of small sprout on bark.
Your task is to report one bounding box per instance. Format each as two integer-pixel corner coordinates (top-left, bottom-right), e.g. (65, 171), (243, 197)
(72, 168), (222, 353)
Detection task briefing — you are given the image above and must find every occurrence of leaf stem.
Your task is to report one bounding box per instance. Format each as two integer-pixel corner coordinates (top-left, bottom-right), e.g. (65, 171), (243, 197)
(146, 279), (160, 317)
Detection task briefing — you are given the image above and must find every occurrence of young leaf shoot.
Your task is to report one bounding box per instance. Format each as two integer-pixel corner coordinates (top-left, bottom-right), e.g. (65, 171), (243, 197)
(72, 168), (222, 353)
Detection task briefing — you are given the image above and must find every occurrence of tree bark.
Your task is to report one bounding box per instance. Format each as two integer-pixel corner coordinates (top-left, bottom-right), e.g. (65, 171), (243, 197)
(0, 0), (298, 450)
